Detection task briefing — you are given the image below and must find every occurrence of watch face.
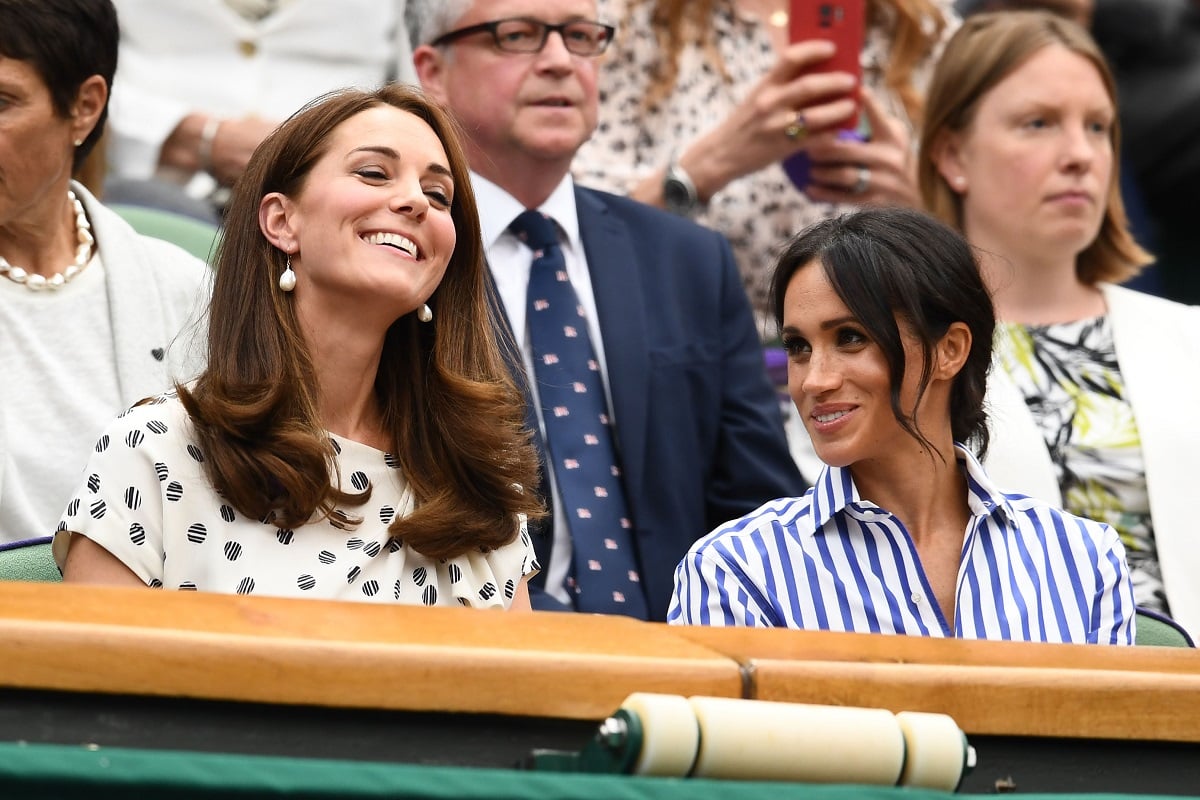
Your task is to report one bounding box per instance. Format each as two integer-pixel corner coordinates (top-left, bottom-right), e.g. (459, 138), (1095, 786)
(663, 173), (696, 215)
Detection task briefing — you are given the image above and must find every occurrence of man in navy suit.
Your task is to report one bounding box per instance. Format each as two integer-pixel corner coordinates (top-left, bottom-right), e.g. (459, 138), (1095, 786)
(409, 0), (804, 620)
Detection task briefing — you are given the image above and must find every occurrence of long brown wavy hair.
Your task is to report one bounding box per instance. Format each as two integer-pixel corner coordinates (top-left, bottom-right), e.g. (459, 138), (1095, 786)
(629, 0), (947, 123)
(178, 83), (543, 560)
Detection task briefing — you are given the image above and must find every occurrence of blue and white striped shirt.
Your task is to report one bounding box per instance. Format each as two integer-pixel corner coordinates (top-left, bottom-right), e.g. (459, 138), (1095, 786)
(669, 446), (1134, 644)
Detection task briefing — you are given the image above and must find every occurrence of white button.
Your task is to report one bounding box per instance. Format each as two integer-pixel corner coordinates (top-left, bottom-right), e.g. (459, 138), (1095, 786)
(911, 592), (923, 605)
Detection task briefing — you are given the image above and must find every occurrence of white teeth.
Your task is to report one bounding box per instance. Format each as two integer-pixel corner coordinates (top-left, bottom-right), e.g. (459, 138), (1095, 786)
(815, 410), (850, 423)
(364, 231), (418, 257)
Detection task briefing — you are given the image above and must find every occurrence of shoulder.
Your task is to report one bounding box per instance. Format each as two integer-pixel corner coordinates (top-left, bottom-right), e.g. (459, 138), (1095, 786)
(74, 184), (210, 291)
(577, 185), (730, 249)
(690, 495), (814, 559)
(999, 492), (1118, 544)
(105, 388), (192, 434)
(1103, 283), (1200, 323)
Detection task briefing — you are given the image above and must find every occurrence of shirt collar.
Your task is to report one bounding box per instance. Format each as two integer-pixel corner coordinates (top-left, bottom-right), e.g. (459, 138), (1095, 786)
(803, 443), (1012, 537)
(471, 171), (581, 252)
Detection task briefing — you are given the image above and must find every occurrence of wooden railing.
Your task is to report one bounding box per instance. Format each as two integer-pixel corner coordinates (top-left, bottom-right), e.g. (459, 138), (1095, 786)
(1, 581), (1198, 742)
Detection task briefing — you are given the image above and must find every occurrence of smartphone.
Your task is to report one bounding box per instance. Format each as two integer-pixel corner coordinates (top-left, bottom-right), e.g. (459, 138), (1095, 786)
(789, 0), (865, 131)
(783, 0), (866, 190)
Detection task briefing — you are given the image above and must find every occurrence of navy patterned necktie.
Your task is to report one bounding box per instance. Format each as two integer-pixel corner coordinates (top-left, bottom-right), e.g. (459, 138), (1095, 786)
(510, 210), (648, 619)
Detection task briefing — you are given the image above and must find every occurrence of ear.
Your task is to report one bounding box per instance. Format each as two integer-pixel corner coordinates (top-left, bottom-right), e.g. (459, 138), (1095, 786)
(259, 192), (297, 253)
(930, 130), (968, 194)
(70, 75), (108, 144)
(413, 45), (449, 104)
(933, 321), (972, 381)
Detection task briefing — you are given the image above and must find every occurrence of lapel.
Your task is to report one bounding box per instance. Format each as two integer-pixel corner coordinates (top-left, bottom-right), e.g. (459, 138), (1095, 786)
(1104, 283), (1200, 634)
(573, 188), (651, 512)
(75, 184), (172, 403)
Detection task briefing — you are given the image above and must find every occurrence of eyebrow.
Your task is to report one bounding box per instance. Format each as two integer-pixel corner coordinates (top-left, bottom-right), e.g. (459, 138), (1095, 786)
(348, 146), (454, 179)
(781, 315), (859, 336)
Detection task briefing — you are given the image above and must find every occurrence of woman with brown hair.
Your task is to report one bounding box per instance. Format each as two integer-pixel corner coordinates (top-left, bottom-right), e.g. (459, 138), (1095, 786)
(573, 0), (956, 334)
(55, 83), (545, 609)
(918, 11), (1200, 636)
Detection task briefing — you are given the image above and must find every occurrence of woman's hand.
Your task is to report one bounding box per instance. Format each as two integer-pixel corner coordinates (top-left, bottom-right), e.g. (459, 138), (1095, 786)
(802, 87), (919, 207)
(677, 40), (859, 201)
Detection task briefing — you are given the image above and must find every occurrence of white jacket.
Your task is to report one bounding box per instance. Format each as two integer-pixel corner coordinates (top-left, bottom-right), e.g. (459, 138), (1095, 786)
(985, 284), (1200, 637)
(108, 0), (413, 186)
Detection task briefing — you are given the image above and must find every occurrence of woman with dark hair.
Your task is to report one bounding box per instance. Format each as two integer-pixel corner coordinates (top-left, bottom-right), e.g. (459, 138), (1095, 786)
(918, 11), (1200, 636)
(0, 0), (207, 543)
(55, 83), (545, 609)
(670, 207), (1134, 644)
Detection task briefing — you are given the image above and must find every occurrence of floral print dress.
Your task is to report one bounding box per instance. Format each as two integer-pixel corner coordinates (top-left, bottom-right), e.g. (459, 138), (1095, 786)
(996, 316), (1166, 612)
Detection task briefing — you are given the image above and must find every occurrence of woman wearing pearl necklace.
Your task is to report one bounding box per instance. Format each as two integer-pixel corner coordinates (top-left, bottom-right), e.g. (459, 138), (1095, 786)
(0, 0), (209, 543)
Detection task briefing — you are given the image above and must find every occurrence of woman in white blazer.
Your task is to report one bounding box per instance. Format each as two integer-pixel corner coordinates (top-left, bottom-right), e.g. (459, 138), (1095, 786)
(919, 11), (1200, 637)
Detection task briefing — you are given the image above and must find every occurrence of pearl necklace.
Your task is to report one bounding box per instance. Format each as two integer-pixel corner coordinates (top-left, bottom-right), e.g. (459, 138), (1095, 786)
(0, 190), (95, 291)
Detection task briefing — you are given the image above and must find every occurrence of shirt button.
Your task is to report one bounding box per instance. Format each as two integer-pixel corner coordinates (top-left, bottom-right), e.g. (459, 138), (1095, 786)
(911, 592), (923, 605)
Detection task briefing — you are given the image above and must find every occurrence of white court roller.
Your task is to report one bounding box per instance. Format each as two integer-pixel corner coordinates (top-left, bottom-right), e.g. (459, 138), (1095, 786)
(619, 693), (700, 777)
(896, 710), (971, 791)
(686, 696), (907, 784)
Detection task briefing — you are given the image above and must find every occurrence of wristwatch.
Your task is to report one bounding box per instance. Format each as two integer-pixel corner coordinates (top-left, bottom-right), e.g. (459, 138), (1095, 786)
(662, 157), (702, 217)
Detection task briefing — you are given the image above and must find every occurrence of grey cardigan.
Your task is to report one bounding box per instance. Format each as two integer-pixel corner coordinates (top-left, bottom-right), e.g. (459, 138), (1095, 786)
(0, 182), (211, 526)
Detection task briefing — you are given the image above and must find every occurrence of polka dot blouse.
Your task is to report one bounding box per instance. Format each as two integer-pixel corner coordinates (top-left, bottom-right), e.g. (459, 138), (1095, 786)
(53, 393), (537, 608)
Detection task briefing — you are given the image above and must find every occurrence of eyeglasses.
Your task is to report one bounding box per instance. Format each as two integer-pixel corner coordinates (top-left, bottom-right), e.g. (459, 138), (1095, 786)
(431, 17), (615, 57)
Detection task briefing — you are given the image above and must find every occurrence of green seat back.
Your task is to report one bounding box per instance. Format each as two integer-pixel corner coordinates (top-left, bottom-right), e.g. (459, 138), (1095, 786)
(111, 203), (220, 264)
(0, 536), (61, 582)
(1134, 608), (1194, 647)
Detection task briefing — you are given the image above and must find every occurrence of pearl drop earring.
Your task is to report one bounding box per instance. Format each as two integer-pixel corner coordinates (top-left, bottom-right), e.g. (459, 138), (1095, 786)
(279, 255), (297, 292)
(418, 303), (433, 323)
(953, 175), (967, 190)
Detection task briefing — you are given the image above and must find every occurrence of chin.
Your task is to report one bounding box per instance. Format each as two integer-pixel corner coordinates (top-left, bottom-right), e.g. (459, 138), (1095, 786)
(810, 444), (857, 471)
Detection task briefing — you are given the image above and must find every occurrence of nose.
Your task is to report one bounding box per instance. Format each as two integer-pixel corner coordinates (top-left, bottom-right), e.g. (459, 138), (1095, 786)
(535, 27), (575, 70)
(795, 349), (842, 398)
(1061, 122), (1103, 172)
(389, 174), (429, 218)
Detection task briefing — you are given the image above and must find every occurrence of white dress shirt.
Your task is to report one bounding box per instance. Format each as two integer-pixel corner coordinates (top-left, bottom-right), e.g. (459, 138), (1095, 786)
(473, 172), (616, 606)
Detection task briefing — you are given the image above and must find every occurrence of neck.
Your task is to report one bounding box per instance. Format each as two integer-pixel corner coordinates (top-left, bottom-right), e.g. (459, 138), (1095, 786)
(470, 147), (570, 211)
(850, 434), (968, 548)
(0, 182), (81, 278)
(977, 247), (1105, 324)
(298, 306), (388, 449)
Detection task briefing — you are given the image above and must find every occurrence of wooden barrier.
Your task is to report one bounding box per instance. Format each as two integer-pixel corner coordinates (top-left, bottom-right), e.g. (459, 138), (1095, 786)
(2, 581), (1200, 794)
(675, 625), (1200, 742)
(0, 582), (742, 719)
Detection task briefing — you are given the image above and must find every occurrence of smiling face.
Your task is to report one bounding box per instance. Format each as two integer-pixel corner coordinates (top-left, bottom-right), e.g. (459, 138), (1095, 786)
(417, 0), (601, 179)
(782, 261), (952, 472)
(265, 104), (457, 324)
(936, 45), (1114, 268)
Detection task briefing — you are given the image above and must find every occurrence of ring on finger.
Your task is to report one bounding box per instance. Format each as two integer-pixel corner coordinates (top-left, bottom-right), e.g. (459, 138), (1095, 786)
(852, 165), (871, 195)
(783, 111), (808, 141)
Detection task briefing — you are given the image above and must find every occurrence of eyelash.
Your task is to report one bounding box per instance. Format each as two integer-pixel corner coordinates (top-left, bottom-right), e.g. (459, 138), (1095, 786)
(355, 168), (452, 207)
(781, 327), (868, 358)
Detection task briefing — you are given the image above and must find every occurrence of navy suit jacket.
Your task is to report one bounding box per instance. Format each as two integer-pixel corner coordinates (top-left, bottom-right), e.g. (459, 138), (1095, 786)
(500, 186), (805, 621)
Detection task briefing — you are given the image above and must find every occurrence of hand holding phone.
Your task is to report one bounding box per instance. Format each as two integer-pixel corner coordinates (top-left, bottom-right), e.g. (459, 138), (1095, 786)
(789, 0), (865, 131)
(782, 0), (866, 190)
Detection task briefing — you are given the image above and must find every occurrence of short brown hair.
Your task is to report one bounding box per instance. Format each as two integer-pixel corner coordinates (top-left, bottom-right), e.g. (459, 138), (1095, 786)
(917, 11), (1151, 285)
(180, 83), (542, 560)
